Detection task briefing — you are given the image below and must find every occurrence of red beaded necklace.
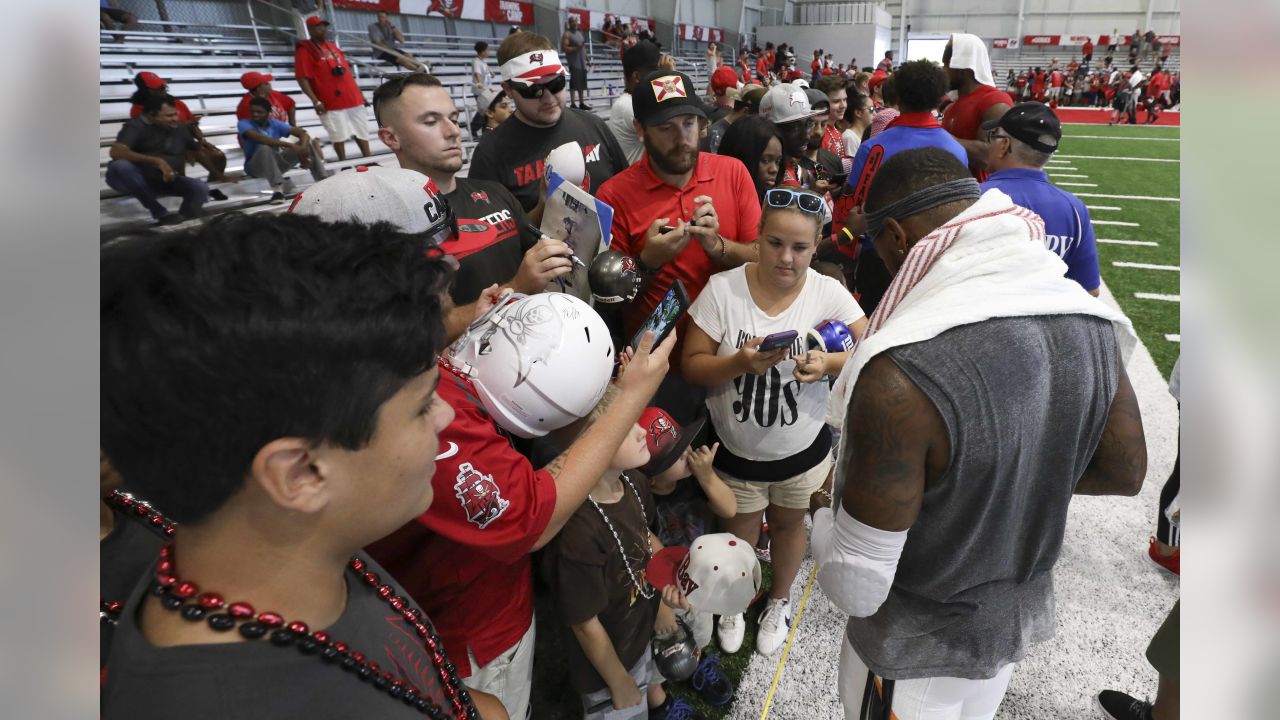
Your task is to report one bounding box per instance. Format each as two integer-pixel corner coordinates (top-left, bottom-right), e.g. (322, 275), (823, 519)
(102, 491), (476, 719)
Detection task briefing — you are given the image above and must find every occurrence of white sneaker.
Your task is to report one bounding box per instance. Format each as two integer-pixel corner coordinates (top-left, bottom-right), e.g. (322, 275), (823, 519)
(756, 598), (791, 655)
(716, 613), (745, 653)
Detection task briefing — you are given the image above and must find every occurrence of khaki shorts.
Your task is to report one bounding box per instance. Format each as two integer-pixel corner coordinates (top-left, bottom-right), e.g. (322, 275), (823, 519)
(722, 457), (831, 514)
(318, 104), (371, 142)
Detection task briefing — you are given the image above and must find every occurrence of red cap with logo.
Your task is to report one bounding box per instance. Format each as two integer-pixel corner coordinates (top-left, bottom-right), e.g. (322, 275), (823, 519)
(137, 72), (167, 90)
(305, 16), (330, 27)
(637, 407), (705, 477)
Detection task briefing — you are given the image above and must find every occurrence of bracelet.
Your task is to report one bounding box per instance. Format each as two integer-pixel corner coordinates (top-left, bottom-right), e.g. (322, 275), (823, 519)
(718, 235), (727, 259)
(634, 253), (660, 275)
(813, 488), (834, 507)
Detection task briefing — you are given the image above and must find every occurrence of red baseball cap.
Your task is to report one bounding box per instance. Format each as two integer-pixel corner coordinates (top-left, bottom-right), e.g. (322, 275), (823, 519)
(240, 71), (274, 90)
(137, 72), (167, 90)
(711, 66), (740, 96)
(305, 16), (330, 27)
(637, 407), (705, 477)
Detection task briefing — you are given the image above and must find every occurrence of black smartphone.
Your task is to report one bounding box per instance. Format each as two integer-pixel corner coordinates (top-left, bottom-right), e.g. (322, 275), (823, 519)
(630, 279), (690, 351)
(757, 329), (799, 352)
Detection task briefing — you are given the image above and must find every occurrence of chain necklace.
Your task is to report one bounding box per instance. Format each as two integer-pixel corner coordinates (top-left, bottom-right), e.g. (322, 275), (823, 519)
(587, 473), (655, 600)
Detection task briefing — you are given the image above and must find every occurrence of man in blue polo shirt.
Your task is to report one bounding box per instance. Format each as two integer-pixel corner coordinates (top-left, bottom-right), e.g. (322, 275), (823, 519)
(981, 103), (1100, 296)
(840, 59), (968, 313)
(237, 96), (329, 203)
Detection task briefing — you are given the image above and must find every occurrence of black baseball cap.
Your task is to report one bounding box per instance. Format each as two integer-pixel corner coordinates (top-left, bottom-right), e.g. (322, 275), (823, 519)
(633, 70), (706, 127)
(982, 102), (1062, 153)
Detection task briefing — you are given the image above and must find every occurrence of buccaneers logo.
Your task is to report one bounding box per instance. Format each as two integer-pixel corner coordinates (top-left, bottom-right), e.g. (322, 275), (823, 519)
(620, 255), (638, 273)
(528, 52), (544, 64)
(428, 0), (463, 18)
(647, 414), (677, 451)
(470, 190), (489, 204)
(453, 462), (509, 529)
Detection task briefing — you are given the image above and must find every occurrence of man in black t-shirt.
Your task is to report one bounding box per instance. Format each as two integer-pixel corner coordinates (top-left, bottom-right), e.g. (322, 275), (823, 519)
(106, 95), (210, 225)
(468, 31), (627, 213)
(373, 72), (576, 340)
(100, 213), (507, 720)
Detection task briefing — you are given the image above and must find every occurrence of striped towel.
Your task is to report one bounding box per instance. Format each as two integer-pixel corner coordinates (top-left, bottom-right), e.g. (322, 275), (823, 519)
(826, 188), (1136, 428)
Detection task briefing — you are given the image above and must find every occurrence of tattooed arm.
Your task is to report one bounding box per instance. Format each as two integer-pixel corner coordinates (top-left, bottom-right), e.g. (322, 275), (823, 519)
(1075, 366), (1147, 496)
(839, 354), (950, 531)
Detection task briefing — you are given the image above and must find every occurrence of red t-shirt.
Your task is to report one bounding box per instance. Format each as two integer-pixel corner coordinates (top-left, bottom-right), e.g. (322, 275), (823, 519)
(1032, 72), (1046, 96)
(1083, 41), (1094, 56)
(598, 153), (761, 364)
(365, 363), (558, 677)
(293, 40), (365, 111)
(234, 90), (297, 123)
(941, 84), (1013, 181)
(129, 98), (194, 122)
(1051, 71), (1064, 87)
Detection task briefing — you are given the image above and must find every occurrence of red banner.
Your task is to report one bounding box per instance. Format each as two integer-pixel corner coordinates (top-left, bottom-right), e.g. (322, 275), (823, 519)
(1157, 35), (1181, 46)
(1023, 35), (1060, 46)
(335, 0), (531, 24)
(332, 0), (399, 11)
(992, 37), (1020, 49)
(678, 24), (723, 43)
(483, 0), (531, 24)
(572, 9), (655, 34)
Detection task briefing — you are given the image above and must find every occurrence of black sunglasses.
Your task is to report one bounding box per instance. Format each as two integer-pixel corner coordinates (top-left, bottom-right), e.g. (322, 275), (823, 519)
(765, 188), (824, 215)
(507, 74), (567, 99)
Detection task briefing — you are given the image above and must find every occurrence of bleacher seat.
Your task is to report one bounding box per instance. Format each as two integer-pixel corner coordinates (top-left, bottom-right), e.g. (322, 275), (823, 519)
(100, 20), (712, 238)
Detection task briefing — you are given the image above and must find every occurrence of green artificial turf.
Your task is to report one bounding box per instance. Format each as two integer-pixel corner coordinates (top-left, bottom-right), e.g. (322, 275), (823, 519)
(1055, 124), (1182, 378)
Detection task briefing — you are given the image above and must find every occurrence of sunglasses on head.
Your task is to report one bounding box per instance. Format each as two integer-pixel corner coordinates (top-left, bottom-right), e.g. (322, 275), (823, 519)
(765, 187), (824, 215)
(508, 74), (567, 99)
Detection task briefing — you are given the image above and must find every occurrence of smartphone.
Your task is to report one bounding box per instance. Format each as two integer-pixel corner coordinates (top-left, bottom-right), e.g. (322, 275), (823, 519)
(585, 685), (649, 714)
(757, 329), (799, 352)
(659, 225), (677, 234)
(629, 279), (690, 351)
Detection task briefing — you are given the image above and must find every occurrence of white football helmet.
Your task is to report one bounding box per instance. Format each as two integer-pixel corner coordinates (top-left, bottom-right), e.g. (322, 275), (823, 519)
(447, 292), (615, 438)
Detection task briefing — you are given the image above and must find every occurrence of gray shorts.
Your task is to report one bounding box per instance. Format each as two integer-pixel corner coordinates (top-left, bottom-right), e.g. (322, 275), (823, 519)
(581, 651), (659, 720)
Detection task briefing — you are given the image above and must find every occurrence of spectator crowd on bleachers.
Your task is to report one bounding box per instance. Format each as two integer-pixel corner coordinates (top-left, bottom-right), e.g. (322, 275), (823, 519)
(101, 12), (1179, 720)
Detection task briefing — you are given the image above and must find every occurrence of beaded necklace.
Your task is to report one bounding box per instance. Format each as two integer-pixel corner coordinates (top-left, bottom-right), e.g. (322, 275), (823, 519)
(587, 474), (654, 600)
(101, 491), (475, 718)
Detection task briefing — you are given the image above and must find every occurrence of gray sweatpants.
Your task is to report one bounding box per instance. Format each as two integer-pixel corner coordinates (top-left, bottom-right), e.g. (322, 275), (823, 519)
(245, 142), (327, 189)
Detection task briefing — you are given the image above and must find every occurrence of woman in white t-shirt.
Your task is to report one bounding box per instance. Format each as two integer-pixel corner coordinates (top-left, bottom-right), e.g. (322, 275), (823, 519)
(682, 188), (867, 657)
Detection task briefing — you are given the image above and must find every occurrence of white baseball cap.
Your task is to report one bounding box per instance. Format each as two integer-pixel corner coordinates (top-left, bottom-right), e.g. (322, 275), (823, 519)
(759, 82), (825, 125)
(289, 166), (456, 248)
(647, 533), (762, 615)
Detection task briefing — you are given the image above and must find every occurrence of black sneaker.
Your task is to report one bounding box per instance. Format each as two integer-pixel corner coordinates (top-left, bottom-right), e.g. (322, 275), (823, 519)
(268, 191), (286, 204)
(154, 213), (184, 226)
(209, 188), (229, 201)
(1096, 690), (1154, 720)
(690, 653), (734, 705)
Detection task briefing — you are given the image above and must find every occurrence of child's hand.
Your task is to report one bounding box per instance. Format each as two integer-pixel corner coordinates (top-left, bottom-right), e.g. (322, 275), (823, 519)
(654, 601), (679, 636)
(689, 442), (719, 478)
(661, 584), (691, 612)
(609, 680), (644, 710)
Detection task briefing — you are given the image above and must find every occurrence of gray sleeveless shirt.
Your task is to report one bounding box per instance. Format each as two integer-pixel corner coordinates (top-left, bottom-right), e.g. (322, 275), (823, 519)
(845, 314), (1120, 680)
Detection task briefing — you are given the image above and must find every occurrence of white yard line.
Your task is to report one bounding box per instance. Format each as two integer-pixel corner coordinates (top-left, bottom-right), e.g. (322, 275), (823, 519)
(1049, 173), (1090, 178)
(1045, 166), (1079, 170)
(1136, 292), (1181, 302)
(1076, 192), (1180, 202)
(1166, 333), (1181, 342)
(1056, 182), (1099, 187)
(1092, 220), (1141, 227)
(1054, 154), (1180, 163)
(1098, 238), (1159, 246)
(1066, 135), (1181, 142)
(1113, 261), (1180, 271)
(1087, 205), (1123, 211)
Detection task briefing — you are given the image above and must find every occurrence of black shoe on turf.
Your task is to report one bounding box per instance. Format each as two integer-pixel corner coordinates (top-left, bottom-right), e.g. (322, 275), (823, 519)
(268, 191), (286, 204)
(154, 213), (184, 226)
(209, 188), (229, 201)
(1096, 689), (1154, 720)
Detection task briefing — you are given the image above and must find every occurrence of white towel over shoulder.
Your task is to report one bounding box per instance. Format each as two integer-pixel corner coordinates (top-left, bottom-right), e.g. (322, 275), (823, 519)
(826, 189), (1137, 430)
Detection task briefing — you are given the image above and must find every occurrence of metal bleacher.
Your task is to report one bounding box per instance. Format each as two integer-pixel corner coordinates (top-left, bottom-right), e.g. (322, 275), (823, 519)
(99, 18), (711, 238)
(989, 43), (1180, 80)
